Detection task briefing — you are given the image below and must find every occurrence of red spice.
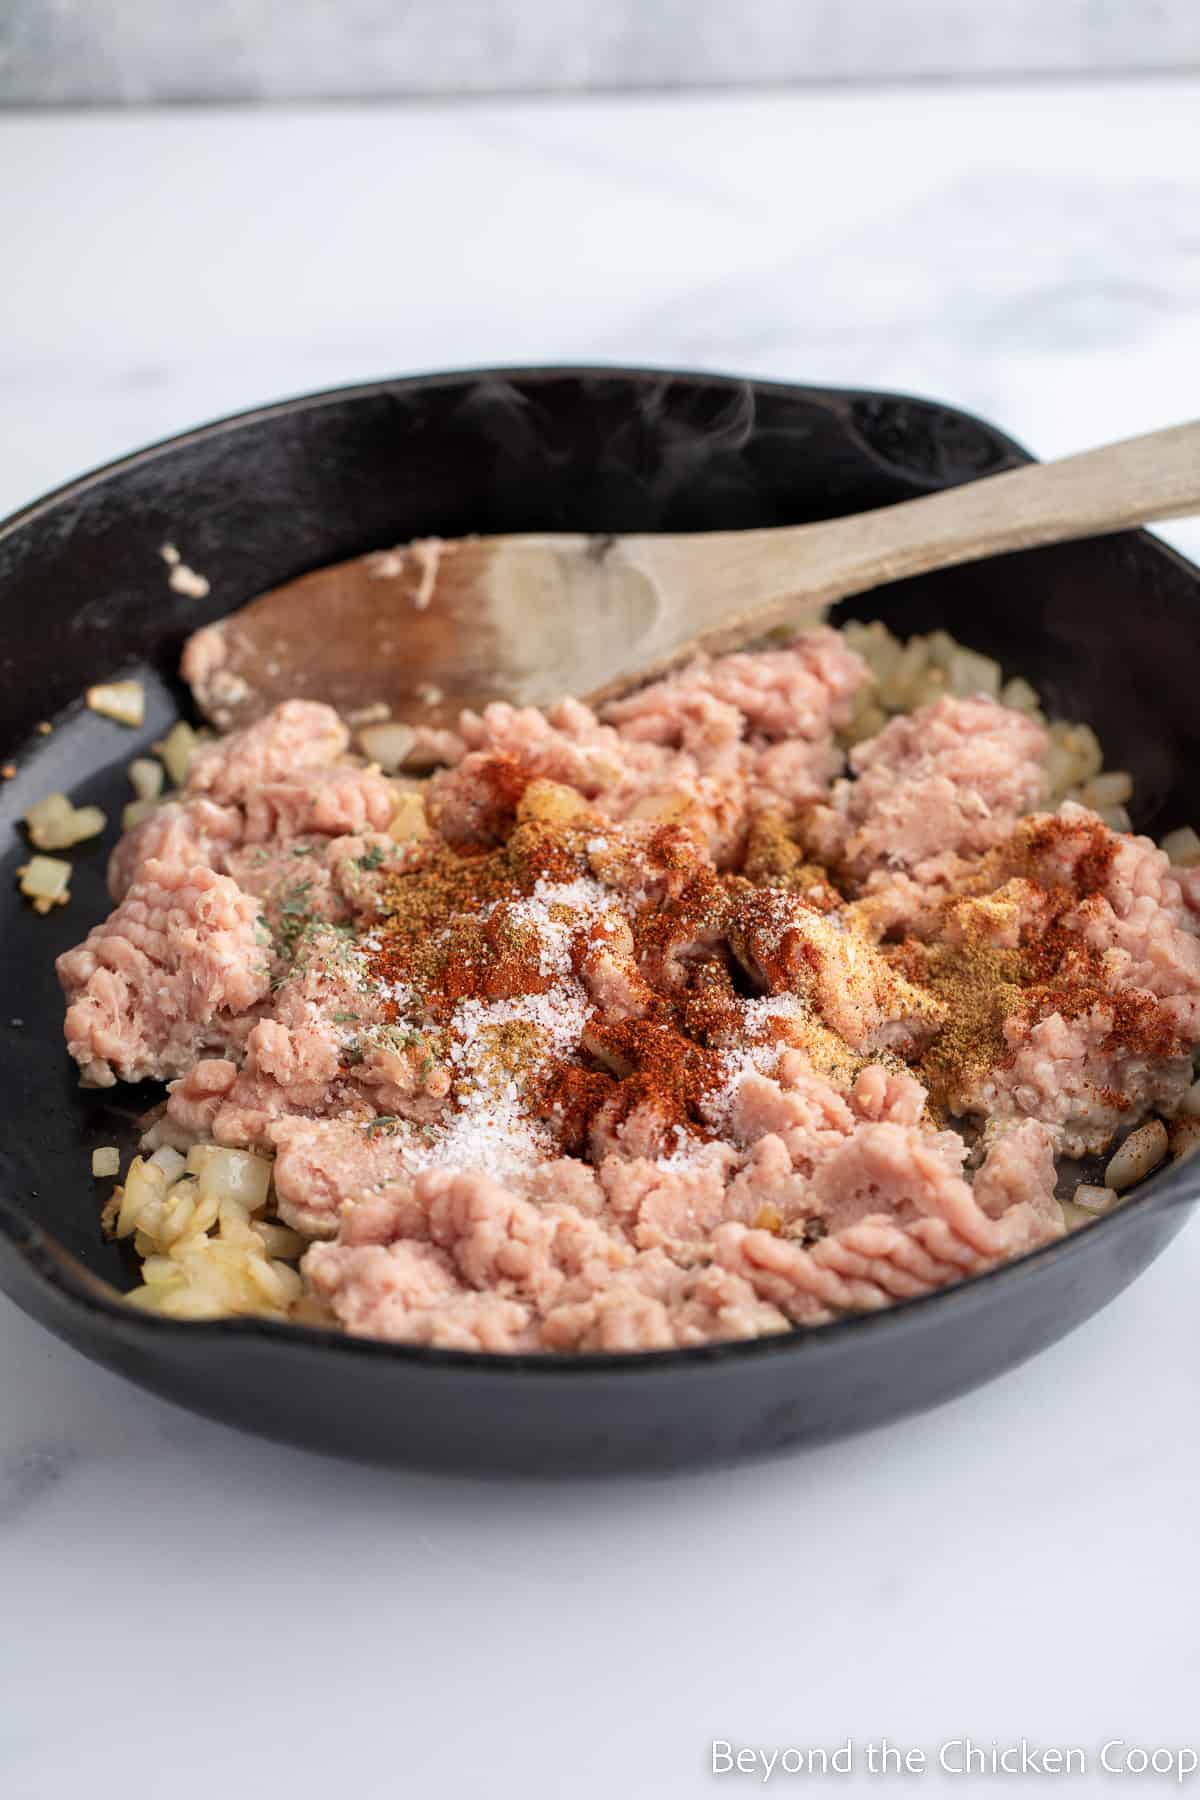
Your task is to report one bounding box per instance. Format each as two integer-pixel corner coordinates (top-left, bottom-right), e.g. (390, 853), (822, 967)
(364, 810), (771, 1156)
(531, 1063), (614, 1152)
(507, 818), (594, 889)
(360, 771), (1173, 1157)
(913, 813), (1183, 1107)
(631, 864), (731, 979)
(534, 1016), (725, 1158)
(1008, 818), (1183, 1064)
(1022, 810), (1119, 900)
(678, 957), (745, 1044)
(727, 883), (826, 994)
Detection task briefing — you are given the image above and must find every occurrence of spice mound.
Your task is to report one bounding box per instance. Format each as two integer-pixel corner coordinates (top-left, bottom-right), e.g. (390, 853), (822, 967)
(55, 625), (1200, 1350)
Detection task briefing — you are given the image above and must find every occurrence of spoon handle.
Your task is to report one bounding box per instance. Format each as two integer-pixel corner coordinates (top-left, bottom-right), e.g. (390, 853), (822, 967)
(622, 418), (1200, 653)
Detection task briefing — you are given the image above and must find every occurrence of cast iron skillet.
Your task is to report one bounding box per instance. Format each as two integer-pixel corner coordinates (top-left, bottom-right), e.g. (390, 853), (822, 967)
(0, 367), (1196, 1476)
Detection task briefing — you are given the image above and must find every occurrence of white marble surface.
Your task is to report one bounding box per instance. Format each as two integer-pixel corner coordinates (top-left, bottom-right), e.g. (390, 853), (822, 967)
(5, 0), (1200, 102)
(2, 83), (1199, 1799)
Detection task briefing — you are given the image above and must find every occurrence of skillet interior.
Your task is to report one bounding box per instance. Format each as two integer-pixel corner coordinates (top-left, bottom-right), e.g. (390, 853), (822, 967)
(0, 367), (1196, 1473)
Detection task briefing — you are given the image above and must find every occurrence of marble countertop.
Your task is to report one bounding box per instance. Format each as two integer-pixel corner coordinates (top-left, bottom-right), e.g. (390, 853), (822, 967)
(2, 81), (1199, 1800)
(9, 0), (1200, 102)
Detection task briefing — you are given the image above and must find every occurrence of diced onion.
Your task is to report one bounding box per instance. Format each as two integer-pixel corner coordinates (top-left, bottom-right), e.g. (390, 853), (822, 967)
(115, 1156), (168, 1238)
(1169, 1117), (1200, 1163)
(1161, 826), (1200, 867)
(254, 1221), (306, 1261)
(359, 722), (416, 772)
(1077, 770), (1133, 808)
(128, 757), (164, 802)
(387, 790), (431, 843)
(186, 1144), (273, 1213)
(1177, 1079), (1200, 1119)
(517, 780), (589, 825)
(86, 680), (145, 727)
(117, 1142), (294, 1323)
(1045, 721), (1104, 799)
(1104, 1119), (1168, 1191)
(148, 1145), (188, 1183)
(122, 799), (161, 831)
(946, 646), (1002, 700)
(844, 700), (887, 745)
(1000, 676), (1042, 716)
(24, 792), (107, 850)
(1071, 1183), (1120, 1216)
(16, 854), (72, 913)
(1059, 1199), (1096, 1231)
(841, 619), (902, 685)
(91, 1146), (120, 1178)
(157, 720), (201, 787)
(627, 790), (693, 824)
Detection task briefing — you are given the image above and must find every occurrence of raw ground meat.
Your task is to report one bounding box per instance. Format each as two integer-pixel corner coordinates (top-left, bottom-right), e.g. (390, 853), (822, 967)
(58, 625), (1200, 1350)
(109, 699), (395, 900)
(108, 798), (243, 902)
(304, 1082), (1062, 1351)
(186, 698), (349, 806)
(809, 694), (1048, 886)
(422, 627), (868, 865)
(58, 858), (270, 1086)
(930, 806), (1200, 1153)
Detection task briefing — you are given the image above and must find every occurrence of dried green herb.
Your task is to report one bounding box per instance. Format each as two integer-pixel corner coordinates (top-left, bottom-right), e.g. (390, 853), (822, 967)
(364, 1116), (401, 1136)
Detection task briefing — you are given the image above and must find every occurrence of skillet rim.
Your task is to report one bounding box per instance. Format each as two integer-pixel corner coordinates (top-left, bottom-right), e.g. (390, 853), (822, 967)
(1, 1162), (1196, 1379)
(2, 361), (1198, 1380)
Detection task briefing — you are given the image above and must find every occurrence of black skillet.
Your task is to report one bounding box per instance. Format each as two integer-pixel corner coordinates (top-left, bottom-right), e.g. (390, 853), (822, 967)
(0, 367), (1195, 1475)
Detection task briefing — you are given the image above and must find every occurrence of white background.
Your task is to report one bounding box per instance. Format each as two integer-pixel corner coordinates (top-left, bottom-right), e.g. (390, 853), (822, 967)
(1, 82), (1199, 1798)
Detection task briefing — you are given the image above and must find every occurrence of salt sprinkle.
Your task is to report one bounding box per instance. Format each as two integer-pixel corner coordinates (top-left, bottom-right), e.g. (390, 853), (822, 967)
(361, 874), (611, 1183)
(503, 875), (616, 978)
(697, 995), (803, 1134)
(450, 983), (592, 1073)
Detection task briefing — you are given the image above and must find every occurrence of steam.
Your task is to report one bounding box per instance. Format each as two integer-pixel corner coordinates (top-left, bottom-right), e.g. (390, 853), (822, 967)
(437, 372), (1011, 535)
(447, 373), (767, 532)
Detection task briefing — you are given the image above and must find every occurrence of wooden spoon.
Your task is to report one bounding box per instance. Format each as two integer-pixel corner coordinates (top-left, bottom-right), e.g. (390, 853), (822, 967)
(187, 420), (1200, 742)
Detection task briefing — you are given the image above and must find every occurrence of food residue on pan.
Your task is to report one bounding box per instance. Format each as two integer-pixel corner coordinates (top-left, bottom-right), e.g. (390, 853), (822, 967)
(365, 538), (446, 609)
(161, 543), (211, 600)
